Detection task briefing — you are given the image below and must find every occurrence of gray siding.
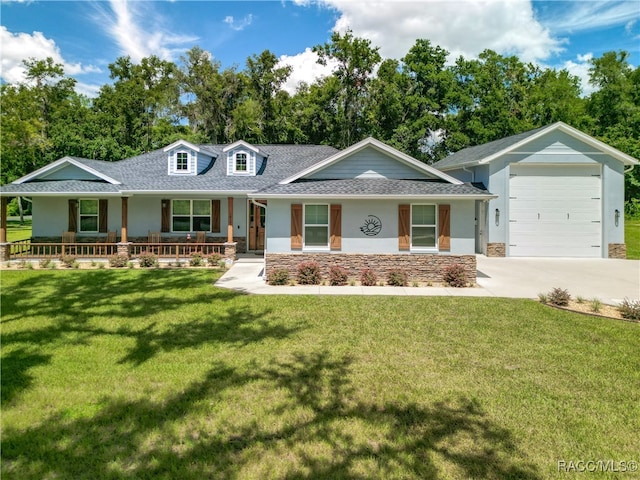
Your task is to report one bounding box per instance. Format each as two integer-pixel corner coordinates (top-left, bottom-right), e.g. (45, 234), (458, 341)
(41, 164), (103, 181)
(266, 198), (475, 255)
(308, 147), (434, 180)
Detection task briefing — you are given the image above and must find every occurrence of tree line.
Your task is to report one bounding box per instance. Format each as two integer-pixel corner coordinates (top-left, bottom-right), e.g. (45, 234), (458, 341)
(1, 31), (639, 207)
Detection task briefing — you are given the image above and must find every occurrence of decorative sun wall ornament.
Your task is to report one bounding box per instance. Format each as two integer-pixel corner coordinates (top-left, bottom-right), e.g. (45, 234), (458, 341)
(360, 215), (382, 236)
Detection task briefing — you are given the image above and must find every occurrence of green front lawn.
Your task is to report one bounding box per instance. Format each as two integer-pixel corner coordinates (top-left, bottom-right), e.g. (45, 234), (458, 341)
(5, 218), (32, 242)
(625, 217), (640, 259)
(1, 270), (638, 479)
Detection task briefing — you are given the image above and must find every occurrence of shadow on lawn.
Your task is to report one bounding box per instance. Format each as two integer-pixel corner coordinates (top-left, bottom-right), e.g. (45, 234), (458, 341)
(2, 351), (540, 479)
(1, 270), (297, 404)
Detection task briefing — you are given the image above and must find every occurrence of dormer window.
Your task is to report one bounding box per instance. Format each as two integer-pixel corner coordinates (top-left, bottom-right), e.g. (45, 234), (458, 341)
(235, 153), (248, 173)
(176, 152), (189, 171)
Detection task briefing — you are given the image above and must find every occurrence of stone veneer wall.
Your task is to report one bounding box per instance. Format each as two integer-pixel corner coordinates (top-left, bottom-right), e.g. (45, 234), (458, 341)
(486, 243), (506, 257)
(608, 243), (626, 259)
(266, 253), (477, 283)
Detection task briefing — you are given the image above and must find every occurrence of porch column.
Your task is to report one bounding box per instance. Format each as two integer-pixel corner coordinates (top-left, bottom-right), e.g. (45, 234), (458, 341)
(121, 197), (128, 243)
(227, 197), (234, 243)
(0, 197), (9, 261)
(0, 197), (7, 244)
(117, 196), (131, 257)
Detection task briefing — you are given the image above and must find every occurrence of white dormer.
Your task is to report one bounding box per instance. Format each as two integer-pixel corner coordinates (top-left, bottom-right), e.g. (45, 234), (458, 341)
(223, 140), (266, 176)
(164, 140), (215, 176)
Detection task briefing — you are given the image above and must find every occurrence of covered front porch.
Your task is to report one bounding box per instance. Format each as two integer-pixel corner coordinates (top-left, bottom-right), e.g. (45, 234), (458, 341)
(0, 196), (242, 262)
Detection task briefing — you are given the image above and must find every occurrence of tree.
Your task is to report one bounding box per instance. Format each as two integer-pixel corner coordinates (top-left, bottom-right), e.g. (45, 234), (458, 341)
(587, 51), (640, 206)
(313, 29), (381, 147)
(245, 50), (292, 142)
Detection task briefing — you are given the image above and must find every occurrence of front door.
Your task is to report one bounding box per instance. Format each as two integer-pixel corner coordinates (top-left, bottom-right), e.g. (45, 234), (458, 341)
(248, 200), (266, 251)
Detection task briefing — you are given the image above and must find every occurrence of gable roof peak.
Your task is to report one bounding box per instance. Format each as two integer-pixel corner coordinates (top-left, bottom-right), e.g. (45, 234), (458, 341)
(222, 140), (263, 155)
(279, 137), (463, 185)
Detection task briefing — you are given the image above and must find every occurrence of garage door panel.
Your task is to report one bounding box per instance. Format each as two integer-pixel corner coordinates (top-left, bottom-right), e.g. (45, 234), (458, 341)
(509, 164), (601, 258)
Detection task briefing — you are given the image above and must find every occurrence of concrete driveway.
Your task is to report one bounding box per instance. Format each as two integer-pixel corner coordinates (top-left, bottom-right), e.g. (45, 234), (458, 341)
(476, 256), (640, 304)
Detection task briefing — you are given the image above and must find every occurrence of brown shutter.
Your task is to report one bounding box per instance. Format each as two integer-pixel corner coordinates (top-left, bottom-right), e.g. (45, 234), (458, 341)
(68, 199), (78, 232)
(398, 204), (410, 251)
(291, 204), (302, 250)
(99, 199), (108, 233)
(438, 204), (451, 251)
(161, 199), (171, 232)
(211, 199), (220, 233)
(330, 204), (342, 250)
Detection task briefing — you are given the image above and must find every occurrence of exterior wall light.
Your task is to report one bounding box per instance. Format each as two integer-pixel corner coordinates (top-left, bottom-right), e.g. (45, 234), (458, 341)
(615, 209), (620, 227)
(495, 208), (500, 226)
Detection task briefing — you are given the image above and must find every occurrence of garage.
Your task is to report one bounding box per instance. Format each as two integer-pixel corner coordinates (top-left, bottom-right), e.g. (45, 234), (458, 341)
(508, 164), (601, 257)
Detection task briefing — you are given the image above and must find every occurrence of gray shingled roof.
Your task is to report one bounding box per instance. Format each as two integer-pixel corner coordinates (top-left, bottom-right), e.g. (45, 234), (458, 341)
(432, 125), (548, 171)
(1, 180), (122, 194)
(2, 144), (340, 195)
(253, 179), (493, 197)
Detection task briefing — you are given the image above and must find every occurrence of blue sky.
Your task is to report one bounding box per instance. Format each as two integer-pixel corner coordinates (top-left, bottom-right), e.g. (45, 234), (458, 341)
(1, 0), (638, 96)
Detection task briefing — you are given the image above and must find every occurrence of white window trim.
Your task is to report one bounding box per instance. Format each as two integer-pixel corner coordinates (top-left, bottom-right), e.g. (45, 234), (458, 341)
(303, 203), (330, 251)
(79, 198), (99, 233)
(410, 203), (438, 252)
(173, 150), (193, 174)
(232, 151), (252, 175)
(171, 199), (211, 233)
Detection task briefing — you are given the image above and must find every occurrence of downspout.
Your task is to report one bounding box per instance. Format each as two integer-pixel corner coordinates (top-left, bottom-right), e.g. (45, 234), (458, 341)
(462, 166), (475, 182)
(250, 199), (268, 279)
(624, 164), (635, 174)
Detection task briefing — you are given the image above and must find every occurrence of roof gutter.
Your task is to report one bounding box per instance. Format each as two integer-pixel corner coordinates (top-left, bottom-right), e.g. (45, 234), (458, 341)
(248, 193), (497, 200)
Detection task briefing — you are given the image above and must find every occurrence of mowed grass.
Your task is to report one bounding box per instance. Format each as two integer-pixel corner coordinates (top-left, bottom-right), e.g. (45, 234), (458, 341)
(1, 270), (638, 480)
(5, 218), (32, 242)
(625, 216), (640, 259)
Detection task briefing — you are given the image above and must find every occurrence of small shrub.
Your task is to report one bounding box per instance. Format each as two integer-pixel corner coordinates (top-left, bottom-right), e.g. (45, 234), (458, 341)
(109, 254), (129, 268)
(189, 252), (204, 267)
(39, 258), (52, 269)
(90, 260), (97, 267)
(175, 260), (183, 268)
(128, 261), (135, 269)
(218, 260), (227, 269)
(268, 268), (290, 285)
(98, 262), (106, 269)
(590, 298), (602, 313)
(349, 279), (356, 286)
(137, 251), (158, 268)
(618, 298), (640, 320)
(26, 261), (34, 270)
(576, 295), (586, 304)
(297, 261), (321, 285)
(360, 268), (377, 286)
(538, 293), (548, 304)
(207, 253), (222, 267)
(387, 269), (408, 287)
(443, 263), (467, 288)
(329, 265), (349, 286)
(17, 260), (28, 269)
(59, 254), (77, 268)
(412, 280), (420, 287)
(547, 287), (571, 306)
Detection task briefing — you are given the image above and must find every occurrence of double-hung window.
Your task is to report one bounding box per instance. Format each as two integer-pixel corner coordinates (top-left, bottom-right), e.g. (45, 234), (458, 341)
(411, 204), (437, 249)
(176, 152), (189, 171)
(172, 200), (211, 232)
(304, 204), (329, 249)
(235, 153), (247, 173)
(79, 199), (99, 232)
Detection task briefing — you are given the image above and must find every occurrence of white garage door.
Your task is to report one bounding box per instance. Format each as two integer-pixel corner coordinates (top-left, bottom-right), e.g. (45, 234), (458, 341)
(509, 164), (601, 257)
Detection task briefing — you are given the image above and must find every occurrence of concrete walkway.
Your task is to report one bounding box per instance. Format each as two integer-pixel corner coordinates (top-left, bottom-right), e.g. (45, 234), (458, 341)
(216, 255), (640, 304)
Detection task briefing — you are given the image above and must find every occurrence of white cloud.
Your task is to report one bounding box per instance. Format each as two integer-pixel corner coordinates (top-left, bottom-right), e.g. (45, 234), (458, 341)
(93, 0), (198, 62)
(224, 14), (254, 31)
(0, 26), (101, 85)
(316, 0), (564, 64)
(277, 47), (336, 94)
(542, 1), (639, 33)
(561, 53), (596, 97)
